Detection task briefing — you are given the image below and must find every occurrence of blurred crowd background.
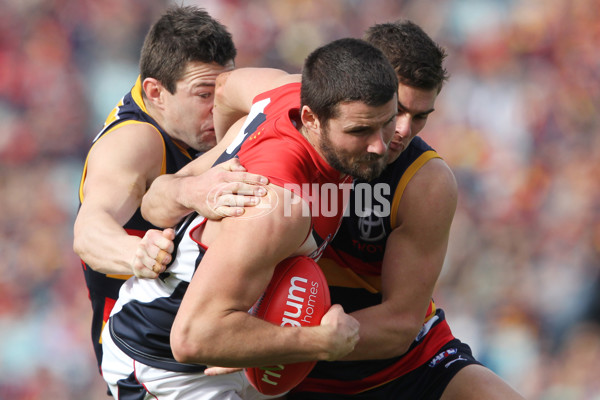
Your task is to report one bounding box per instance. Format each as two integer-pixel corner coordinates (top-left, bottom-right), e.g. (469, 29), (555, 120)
(1, 0), (599, 399)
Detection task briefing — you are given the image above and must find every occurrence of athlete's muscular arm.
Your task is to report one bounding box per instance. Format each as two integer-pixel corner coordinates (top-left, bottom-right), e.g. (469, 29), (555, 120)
(141, 119), (269, 228)
(214, 68), (301, 142)
(74, 122), (268, 277)
(73, 124), (167, 277)
(171, 185), (360, 367)
(342, 158), (457, 360)
(142, 68), (301, 228)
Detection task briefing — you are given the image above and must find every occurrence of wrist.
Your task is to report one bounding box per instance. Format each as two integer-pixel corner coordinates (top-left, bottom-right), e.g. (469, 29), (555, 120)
(295, 326), (333, 362)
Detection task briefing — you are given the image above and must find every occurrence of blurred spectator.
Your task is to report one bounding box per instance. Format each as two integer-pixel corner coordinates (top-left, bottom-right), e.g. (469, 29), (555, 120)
(1, 0), (599, 398)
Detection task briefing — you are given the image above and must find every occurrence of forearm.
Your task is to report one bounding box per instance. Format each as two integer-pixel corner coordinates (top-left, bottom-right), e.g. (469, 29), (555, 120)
(73, 215), (140, 275)
(341, 304), (422, 361)
(173, 310), (331, 368)
(171, 196), (358, 367)
(140, 173), (191, 228)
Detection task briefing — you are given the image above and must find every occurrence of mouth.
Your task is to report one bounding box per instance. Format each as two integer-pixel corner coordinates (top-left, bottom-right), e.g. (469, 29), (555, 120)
(388, 140), (404, 152)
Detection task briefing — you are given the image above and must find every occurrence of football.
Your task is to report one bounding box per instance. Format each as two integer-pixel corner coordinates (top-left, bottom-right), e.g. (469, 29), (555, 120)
(245, 256), (331, 395)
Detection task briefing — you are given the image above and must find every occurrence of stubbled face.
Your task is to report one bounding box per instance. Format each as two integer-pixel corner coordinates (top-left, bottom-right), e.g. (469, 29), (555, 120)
(318, 97), (397, 181)
(160, 60), (235, 153)
(387, 83), (439, 163)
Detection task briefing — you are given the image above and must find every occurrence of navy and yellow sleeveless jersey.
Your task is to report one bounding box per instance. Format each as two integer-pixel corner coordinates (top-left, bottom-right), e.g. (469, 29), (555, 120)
(293, 136), (456, 395)
(77, 76), (194, 371)
(323, 135), (440, 277)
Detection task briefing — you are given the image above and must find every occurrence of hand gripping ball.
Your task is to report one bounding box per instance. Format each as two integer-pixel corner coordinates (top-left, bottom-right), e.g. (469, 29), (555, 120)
(245, 256), (331, 395)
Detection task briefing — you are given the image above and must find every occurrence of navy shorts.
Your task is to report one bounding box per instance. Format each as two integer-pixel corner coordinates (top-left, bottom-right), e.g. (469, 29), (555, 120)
(288, 339), (481, 400)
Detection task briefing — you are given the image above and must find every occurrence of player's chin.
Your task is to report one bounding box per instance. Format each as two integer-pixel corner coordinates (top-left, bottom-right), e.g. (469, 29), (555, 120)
(386, 148), (402, 164)
(351, 159), (386, 181)
(196, 131), (217, 151)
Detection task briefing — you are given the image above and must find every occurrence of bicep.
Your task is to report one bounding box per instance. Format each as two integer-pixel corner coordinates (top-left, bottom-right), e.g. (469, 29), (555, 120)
(80, 125), (164, 224)
(217, 68), (299, 113)
(381, 159), (457, 309)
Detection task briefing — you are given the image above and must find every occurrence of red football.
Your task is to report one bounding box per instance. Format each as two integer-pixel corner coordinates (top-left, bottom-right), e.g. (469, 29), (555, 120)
(245, 256), (331, 395)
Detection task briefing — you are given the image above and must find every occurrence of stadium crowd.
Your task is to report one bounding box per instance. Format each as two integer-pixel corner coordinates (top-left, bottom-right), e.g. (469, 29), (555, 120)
(0, 0), (599, 399)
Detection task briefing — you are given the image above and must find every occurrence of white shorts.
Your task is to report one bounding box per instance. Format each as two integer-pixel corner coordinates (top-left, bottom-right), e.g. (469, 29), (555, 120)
(101, 322), (283, 400)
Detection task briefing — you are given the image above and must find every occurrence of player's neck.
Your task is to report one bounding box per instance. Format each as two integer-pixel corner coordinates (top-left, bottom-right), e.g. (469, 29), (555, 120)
(299, 125), (318, 152)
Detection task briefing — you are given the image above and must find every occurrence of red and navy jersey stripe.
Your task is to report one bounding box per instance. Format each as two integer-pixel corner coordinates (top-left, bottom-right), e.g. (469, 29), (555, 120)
(295, 309), (454, 395)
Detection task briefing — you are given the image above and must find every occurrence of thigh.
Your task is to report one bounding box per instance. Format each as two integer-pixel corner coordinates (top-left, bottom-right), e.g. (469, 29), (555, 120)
(137, 366), (284, 400)
(102, 324), (272, 400)
(136, 363), (245, 400)
(440, 364), (526, 400)
(101, 324), (137, 398)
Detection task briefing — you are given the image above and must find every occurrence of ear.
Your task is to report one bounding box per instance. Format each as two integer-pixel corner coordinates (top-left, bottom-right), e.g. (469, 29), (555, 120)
(142, 78), (164, 109)
(300, 106), (320, 134)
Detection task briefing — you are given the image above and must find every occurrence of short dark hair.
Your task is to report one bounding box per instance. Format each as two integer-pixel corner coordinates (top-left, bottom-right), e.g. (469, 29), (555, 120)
(364, 20), (449, 92)
(140, 5), (236, 93)
(301, 38), (398, 127)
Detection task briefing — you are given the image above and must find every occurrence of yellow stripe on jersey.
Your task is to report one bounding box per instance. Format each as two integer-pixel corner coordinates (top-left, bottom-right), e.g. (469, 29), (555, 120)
(106, 274), (133, 280)
(319, 258), (381, 293)
(130, 76), (148, 114)
(103, 98), (125, 127)
(425, 299), (437, 322)
(389, 150), (441, 230)
(172, 141), (194, 162)
(102, 77), (142, 129)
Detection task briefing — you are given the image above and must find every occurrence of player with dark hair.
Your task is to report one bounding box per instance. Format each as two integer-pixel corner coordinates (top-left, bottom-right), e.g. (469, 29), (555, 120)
(289, 20), (526, 400)
(73, 5), (266, 377)
(101, 38), (399, 399)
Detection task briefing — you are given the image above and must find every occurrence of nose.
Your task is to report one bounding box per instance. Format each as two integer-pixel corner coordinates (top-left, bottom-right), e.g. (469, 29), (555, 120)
(395, 114), (411, 140)
(367, 131), (388, 155)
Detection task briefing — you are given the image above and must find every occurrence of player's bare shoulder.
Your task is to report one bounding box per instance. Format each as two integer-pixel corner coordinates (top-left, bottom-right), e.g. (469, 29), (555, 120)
(395, 157), (457, 228)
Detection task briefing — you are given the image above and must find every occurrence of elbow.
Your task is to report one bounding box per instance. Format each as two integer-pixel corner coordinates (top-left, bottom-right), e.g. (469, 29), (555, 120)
(387, 317), (424, 357)
(171, 335), (195, 364)
(72, 225), (89, 264)
(171, 329), (202, 364)
(73, 226), (99, 271)
(399, 318), (426, 355)
(170, 322), (214, 365)
(214, 71), (232, 103)
(73, 236), (83, 259)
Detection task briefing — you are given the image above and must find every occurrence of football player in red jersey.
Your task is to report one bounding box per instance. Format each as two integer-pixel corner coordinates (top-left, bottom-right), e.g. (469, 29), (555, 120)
(101, 38), (399, 399)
